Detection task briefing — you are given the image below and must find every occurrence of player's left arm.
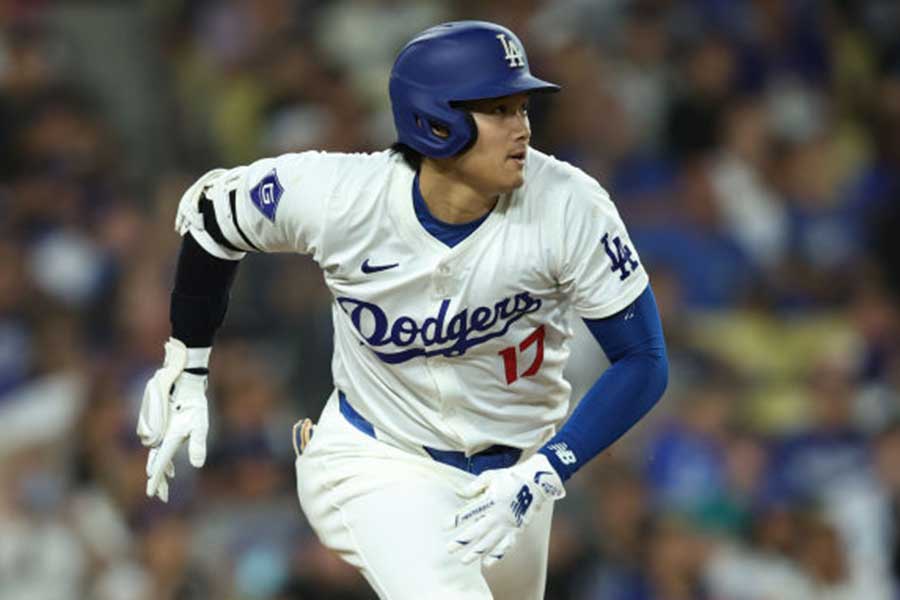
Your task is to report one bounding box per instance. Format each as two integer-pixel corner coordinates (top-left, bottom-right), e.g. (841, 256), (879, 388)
(539, 178), (667, 483)
(449, 176), (667, 566)
(448, 284), (667, 565)
(538, 282), (668, 480)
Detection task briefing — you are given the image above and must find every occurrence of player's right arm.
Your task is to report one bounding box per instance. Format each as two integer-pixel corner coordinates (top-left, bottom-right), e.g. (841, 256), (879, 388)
(137, 152), (346, 502)
(136, 229), (232, 502)
(449, 168), (668, 566)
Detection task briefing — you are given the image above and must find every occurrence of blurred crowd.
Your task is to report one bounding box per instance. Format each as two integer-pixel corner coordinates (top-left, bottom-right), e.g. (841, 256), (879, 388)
(1, 1), (899, 599)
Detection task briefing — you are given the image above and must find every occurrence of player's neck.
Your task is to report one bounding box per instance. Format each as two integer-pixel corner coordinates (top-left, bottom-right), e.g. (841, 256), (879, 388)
(418, 163), (498, 224)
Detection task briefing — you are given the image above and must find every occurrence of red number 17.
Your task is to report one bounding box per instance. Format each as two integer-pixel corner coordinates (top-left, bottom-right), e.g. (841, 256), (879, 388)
(498, 325), (545, 385)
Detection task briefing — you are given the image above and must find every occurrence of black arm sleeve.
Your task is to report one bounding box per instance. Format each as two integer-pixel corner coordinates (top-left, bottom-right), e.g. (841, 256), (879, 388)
(170, 232), (240, 347)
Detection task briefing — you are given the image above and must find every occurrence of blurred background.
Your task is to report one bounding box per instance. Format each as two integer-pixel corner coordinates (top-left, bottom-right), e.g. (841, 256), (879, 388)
(1, 0), (899, 599)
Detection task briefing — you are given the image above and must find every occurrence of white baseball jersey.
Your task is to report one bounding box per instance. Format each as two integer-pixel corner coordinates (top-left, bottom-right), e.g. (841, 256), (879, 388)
(184, 148), (647, 454)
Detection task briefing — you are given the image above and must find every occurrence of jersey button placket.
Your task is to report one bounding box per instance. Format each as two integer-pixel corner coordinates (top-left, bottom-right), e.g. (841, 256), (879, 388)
(433, 263), (451, 298)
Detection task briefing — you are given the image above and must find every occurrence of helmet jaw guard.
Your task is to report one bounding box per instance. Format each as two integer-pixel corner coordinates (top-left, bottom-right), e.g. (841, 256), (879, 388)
(389, 21), (560, 159)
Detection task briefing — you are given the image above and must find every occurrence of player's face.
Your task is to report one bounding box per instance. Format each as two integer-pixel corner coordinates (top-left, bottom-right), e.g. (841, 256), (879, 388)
(452, 93), (532, 195)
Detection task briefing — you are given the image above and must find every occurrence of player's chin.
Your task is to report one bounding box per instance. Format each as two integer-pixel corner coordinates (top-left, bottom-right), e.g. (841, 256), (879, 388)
(499, 161), (526, 190)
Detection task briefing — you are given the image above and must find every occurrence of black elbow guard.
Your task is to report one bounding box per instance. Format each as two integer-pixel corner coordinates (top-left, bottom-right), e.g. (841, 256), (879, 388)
(170, 232), (240, 346)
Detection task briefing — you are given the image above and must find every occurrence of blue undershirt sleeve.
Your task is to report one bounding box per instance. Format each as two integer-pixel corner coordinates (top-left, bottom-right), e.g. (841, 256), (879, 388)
(538, 284), (668, 481)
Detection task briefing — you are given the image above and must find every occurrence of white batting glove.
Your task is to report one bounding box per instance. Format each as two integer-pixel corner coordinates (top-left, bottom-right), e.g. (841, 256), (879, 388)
(136, 338), (209, 503)
(448, 453), (565, 567)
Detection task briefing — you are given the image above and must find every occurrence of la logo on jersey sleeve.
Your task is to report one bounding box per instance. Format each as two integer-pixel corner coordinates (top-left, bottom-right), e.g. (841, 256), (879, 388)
(601, 232), (639, 281)
(250, 169), (284, 222)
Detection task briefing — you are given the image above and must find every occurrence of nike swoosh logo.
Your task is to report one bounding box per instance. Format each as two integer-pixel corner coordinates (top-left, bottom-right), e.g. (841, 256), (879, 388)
(361, 259), (399, 274)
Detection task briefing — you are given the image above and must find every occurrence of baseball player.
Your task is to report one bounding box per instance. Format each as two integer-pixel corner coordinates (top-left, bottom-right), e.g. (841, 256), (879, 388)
(137, 21), (668, 599)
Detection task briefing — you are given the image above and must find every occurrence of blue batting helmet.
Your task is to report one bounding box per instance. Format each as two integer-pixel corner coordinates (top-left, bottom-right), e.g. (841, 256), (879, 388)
(389, 21), (560, 159)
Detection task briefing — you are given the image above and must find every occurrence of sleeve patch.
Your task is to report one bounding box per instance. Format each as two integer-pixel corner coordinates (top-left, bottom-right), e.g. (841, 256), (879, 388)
(250, 169), (284, 222)
(601, 232), (639, 281)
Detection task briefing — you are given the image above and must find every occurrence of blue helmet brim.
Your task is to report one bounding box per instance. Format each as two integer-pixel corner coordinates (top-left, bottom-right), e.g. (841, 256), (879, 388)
(447, 74), (560, 103)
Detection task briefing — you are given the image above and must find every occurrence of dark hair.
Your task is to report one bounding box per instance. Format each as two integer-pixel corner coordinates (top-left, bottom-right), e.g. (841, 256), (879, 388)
(390, 142), (423, 171)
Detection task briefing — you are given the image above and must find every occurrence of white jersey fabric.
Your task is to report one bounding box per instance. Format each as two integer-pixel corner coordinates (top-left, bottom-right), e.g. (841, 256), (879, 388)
(186, 148), (647, 455)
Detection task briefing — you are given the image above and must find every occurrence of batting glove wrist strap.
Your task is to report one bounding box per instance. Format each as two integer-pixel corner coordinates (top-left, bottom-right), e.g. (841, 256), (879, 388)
(186, 346), (211, 369)
(448, 453), (565, 567)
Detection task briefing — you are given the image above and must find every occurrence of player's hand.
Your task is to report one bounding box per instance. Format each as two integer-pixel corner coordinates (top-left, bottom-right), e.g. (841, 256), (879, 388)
(136, 338), (209, 502)
(447, 453), (565, 567)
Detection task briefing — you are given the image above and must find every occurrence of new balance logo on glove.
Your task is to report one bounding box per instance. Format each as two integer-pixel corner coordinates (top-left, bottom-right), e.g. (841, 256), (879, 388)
(510, 485), (534, 526)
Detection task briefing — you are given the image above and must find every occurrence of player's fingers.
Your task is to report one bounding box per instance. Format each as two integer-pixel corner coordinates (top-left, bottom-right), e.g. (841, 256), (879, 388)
(448, 515), (492, 555)
(486, 532), (516, 566)
(146, 447), (174, 478)
(447, 518), (481, 554)
(146, 468), (159, 500)
(147, 433), (183, 500)
(447, 536), (469, 555)
(156, 476), (169, 503)
(483, 549), (505, 568)
(146, 447), (158, 478)
(151, 458), (175, 503)
(461, 527), (505, 565)
(469, 530), (507, 567)
(188, 420), (208, 468)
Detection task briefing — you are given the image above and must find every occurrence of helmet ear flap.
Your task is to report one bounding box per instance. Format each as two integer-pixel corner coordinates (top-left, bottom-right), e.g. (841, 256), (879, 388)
(413, 114), (451, 141)
(418, 112), (478, 156)
(409, 107), (478, 158)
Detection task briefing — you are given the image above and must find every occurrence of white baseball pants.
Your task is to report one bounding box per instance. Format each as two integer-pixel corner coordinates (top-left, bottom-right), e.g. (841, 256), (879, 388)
(294, 393), (554, 599)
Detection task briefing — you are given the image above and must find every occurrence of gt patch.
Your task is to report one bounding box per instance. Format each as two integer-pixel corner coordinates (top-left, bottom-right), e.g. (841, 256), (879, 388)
(250, 169), (284, 222)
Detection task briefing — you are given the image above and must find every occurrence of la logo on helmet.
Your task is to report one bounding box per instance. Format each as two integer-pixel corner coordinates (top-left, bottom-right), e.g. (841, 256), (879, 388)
(496, 34), (525, 68)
